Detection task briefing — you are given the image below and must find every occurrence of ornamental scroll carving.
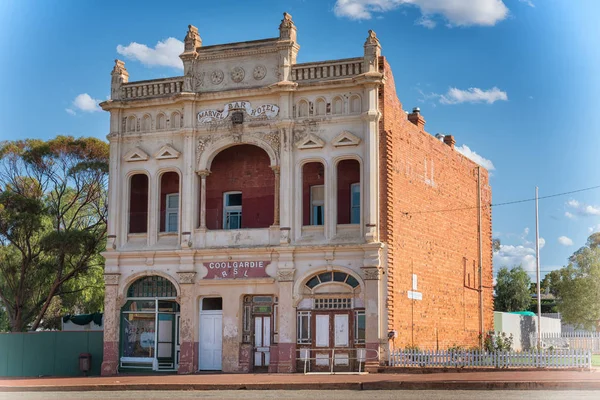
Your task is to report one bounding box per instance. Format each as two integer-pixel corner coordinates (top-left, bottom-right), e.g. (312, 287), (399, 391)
(277, 269), (295, 282)
(178, 272), (197, 284)
(104, 274), (121, 286)
(362, 268), (381, 281)
(196, 135), (214, 163)
(262, 131), (281, 157)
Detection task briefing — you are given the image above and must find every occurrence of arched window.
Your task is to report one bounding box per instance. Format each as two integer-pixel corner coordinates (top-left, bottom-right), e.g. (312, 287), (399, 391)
(156, 113), (166, 130)
(297, 100), (309, 118)
(349, 95), (361, 114)
(142, 114), (152, 131)
(160, 171), (180, 233)
(332, 96), (343, 115)
(127, 116), (137, 132)
(315, 98), (326, 116)
(127, 275), (177, 298)
(305, 271), (360, 290)
(302, 162), (325, 226)
(337, 159), (361, 225)
(170, 112), (181, 129)
(129, 174), (148, 234)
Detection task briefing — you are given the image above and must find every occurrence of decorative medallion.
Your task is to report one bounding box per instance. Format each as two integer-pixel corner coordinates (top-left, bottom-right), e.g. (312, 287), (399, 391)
(253, 65), (267, 81)
(230, 66), (245, 83)
(210, 69), (224, 85)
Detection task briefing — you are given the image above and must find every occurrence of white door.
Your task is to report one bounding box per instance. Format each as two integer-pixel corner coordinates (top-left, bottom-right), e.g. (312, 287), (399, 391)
(254, 316), (271, 367)
(199, 312), (222, 370)
(315, 314), (330, 348)
(334, 314), (349, 347)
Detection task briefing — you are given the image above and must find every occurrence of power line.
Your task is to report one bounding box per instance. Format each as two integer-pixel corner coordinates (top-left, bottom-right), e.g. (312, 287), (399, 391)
(401, 184), (600, 216)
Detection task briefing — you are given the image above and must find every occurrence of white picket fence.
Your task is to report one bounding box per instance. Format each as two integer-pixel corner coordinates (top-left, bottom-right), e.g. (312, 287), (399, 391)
(388, 349), (591, 369)
(542, 332), (600, 353)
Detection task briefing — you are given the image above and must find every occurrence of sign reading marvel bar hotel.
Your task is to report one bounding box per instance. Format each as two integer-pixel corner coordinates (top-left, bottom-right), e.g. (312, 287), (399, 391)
(197, 101), (279, 123)
(203, 261), (271, 279)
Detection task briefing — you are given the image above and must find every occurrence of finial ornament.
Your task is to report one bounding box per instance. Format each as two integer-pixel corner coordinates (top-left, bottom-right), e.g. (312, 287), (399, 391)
(279, 12), (297, 41)
(184, 24), (202, 52)
(365, 30), (380, 46)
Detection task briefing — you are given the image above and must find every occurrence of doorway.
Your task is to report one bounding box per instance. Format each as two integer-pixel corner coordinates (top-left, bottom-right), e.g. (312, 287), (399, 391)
(199, 297), (223, 371)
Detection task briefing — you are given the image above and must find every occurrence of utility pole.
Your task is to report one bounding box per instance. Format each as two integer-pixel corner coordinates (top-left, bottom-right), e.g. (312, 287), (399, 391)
(535, 186), (542, 348)
(478, 167), (484, 348)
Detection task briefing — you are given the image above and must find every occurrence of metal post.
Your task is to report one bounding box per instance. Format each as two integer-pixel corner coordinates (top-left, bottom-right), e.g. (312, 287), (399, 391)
(477, 167), (484, 347)
(535, 186), (542, 349)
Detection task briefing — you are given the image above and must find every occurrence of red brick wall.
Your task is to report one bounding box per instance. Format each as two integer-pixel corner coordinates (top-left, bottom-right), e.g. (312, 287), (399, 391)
(159, 171), (179, 232)
(129, 174), (148, 234)
(205, 144), (274, 229)
(337, 159), (361, 224)
(379, 57), (494, 350)
(302, 162), (325, 226)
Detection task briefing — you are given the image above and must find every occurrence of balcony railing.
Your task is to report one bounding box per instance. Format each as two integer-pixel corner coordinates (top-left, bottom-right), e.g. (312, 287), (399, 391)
(120, 77), (184, 100)
(291, 58), (363, 82)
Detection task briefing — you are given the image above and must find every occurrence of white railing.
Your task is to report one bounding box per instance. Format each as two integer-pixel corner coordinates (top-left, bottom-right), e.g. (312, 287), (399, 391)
(291, 58), (363, 81)
(121, 77), (184, 99)
(297, 348), (379, 375)
(388, 349), (591, 369)
(543, 332), (600, 353)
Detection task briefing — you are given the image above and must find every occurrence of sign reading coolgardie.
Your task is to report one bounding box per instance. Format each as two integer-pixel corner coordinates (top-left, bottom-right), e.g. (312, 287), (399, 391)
(197, 101), (279, 123)
(203, 261), (271, 279)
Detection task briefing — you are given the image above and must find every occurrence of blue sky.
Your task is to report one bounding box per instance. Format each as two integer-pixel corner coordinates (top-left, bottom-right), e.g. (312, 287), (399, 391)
(1, 0), (599, 280)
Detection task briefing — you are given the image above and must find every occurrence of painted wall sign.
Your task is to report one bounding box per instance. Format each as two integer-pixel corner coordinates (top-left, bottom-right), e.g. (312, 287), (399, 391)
(197, 101), (279, 123)
(203, 261), (271, 279)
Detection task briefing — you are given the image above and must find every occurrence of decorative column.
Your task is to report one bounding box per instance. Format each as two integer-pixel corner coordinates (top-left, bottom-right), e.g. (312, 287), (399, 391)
(197, 170), (210, 230)
(101, 273), (121, 376)
(177, 272), (197, 374)
(276, 268), (296, 372)
(272, 166), (281, 226)
(362, 244), (383, 369)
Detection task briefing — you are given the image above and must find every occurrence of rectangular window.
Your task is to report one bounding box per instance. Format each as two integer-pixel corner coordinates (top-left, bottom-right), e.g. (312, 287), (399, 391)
(314, 298), (352, 310)
(223, 191), (242, 229)
(355, 311), (365, 344)
(297, 311), (311, 344)
(310, 185), (324, 226)
(350, 183), (360, 224)
(165, 193), (179, 233)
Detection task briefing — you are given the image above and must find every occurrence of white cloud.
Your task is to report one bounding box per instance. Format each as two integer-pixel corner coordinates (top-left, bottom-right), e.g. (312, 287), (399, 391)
(494, 244), (536, 272)
(334, 0), (509, 26)
(455, 144), (495, 171)
(519, 0), (535, 7)
(565, 211), (574, 219)
(558, 236), (574, 246)
(67, 93), (102, 114)
(566, 199), (600, 217)
(538, 237), (545, 249)
(416, 16), (436, 28)
(588, 224), (600, 233)
(117, 37), (184, 70)
(440, 87), (508, 104)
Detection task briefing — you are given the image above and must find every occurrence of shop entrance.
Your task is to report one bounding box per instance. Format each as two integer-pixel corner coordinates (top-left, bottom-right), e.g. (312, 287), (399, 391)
(199, 297), (223, 371)
(242, 295), (277, 372)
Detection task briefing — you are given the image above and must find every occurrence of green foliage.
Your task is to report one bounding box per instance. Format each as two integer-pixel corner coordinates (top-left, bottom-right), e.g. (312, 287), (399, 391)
(494, 265), (532, 312)
(0, 136), (108, 332)
(553, 233), (600, 331)
(481, 331), (513, 352)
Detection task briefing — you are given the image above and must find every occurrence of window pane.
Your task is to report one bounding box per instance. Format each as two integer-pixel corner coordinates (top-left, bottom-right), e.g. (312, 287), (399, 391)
(355, 311), (366, 343)
(121, 313), (156, 358)
(311, 186), (324, 202)
(319, 272), (333, 283)
(202, 297), (223, 310)
(167, 212), (178, 232)
(123, 300), (155, 312)
(333, 272), (347, 282)
(346, 275), (359, 288)
(306, 276), (320, 289)
(351, 206), (360, 224)
(167, 194), (179, 209)
(227, 193), (242, 206)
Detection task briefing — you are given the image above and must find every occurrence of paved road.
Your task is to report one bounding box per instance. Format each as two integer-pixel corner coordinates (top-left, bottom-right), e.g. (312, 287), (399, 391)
(1, 391), (600, 400)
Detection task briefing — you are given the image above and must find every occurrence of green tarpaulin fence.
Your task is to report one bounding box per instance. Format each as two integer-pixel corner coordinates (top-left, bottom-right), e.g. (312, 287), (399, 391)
(0, 331), (103, 377)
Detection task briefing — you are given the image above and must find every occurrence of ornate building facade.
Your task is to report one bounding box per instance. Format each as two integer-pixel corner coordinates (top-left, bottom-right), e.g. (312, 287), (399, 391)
(100, 13), (493, 375)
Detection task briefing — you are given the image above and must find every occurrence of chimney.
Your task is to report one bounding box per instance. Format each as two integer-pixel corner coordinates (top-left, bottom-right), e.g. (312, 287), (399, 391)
(443, 135), (456, 149)
(408, 107), (426, 129)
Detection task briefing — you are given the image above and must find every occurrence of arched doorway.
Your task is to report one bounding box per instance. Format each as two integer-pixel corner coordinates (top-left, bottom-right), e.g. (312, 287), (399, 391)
(120, 276), (180, 372)
(296, 270), (365, 372)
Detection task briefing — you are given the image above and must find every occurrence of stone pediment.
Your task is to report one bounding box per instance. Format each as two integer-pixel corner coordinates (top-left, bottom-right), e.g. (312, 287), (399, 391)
(332, 131), (361, 147)
(123, 147), (149, 162)
(295, 133), (325, 150)
(154, 144), (181, 160)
